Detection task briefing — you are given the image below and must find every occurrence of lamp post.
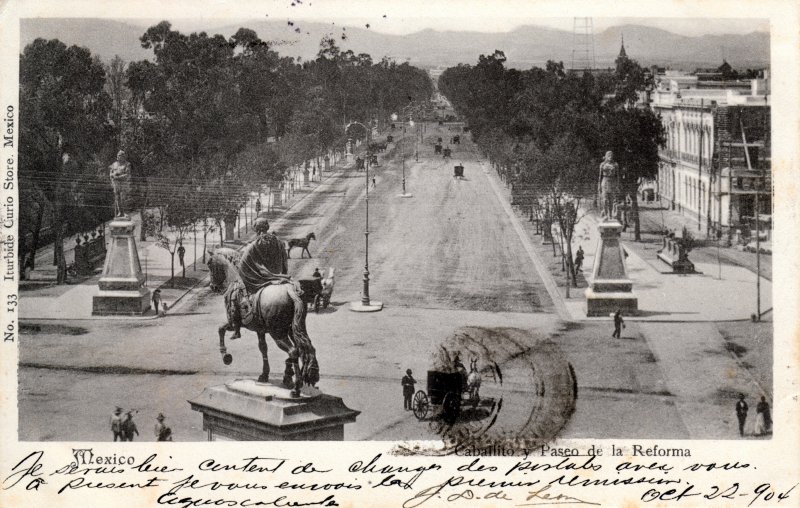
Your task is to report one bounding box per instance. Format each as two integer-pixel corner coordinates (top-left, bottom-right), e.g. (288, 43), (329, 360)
(346, 121), (382, 312)
(392, 112), (414, 198)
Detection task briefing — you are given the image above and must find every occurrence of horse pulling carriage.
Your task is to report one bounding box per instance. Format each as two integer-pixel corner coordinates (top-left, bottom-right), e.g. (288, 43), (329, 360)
(412, 357), (484, 423)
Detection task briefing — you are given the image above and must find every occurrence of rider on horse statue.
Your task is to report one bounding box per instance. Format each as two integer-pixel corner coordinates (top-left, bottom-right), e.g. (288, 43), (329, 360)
(228, 217), (293, 338)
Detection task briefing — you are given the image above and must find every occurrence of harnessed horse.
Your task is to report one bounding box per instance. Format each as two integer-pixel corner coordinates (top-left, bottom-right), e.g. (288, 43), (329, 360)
(287, 232), (316, 259)
(211, 253), (319, 397)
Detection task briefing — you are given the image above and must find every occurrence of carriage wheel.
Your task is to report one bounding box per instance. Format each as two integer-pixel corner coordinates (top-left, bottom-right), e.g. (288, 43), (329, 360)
(412, 391), (429, 420)
(442, 392), (460, 424)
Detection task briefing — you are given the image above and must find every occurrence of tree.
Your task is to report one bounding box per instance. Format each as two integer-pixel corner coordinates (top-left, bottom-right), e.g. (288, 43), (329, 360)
(602, 107), (666, 240)
(155, 183), (197, 286)
(522, 136), (595, 290)
(19, 38), (112, 284)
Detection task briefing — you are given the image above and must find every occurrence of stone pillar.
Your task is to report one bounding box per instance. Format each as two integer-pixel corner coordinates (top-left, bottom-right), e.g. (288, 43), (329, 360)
(189, 380), (360, 441)
(585, 220), (638, 317)
(92, 218), (150, 315)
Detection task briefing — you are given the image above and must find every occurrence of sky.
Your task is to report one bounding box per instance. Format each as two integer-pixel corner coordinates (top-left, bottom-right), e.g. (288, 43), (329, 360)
(127, 16), (769, 38)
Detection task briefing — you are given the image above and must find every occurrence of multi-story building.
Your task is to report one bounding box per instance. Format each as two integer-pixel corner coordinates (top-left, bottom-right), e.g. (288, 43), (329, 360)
(651, 70), (771, 242)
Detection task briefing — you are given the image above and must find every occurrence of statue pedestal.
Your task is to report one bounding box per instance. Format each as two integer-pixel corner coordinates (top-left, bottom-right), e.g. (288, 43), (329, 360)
(188, 379), (360, 441)
(585, 220), (638, 317)
(92, 218), (150, 315)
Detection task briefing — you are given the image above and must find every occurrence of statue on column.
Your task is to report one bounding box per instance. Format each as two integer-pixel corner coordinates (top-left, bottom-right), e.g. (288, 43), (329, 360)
(598, 151), (620, 220)
(109, 150), (132, 217)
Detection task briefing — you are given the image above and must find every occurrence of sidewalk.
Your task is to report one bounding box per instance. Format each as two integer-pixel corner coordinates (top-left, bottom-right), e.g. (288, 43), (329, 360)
(19, 160), (356, 321)
(636, 202), (772, 281)
(566, 211), (772, 322)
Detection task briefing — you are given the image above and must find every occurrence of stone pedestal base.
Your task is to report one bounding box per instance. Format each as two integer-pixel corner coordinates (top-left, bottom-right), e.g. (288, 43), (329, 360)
(92, 218), (150, 316)
(93, 288), (151, 316)
(585, 288), (639, 317)
(586, 220), (638, 317)
(188, 379), (360, 441)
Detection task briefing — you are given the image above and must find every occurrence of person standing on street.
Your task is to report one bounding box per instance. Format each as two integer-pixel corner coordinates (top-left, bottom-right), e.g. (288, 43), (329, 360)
(177, 242), (186, 277)
(110, 407), (123, 441)
(754, 396), (771, 436)
(574, 246), (584, 276)
(155, 413), (173, 441)
(612, 310), (625, 338)
(736, 393), (749, 437)
(121, 411), (139, 441)
(152, 289), (162, 315)
(402, 369), (416, 411)
(255, 198), (262, 219)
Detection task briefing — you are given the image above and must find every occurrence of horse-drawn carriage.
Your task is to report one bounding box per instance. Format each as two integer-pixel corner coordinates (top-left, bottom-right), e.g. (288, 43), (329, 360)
(434, 144), (442, 154)
(412, 357), (483, 423)
(454, 164), (464, 178)
(443, 147), (452, 158)
(452, 135), (460, 145)
(298, 268), (335, 313)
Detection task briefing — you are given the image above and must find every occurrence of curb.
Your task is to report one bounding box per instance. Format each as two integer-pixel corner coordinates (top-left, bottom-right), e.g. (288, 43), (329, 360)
(21, 162), (355, 323)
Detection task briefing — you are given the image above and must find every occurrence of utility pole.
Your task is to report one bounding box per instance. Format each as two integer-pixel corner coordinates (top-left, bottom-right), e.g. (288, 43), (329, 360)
(740, 115), (760, 321)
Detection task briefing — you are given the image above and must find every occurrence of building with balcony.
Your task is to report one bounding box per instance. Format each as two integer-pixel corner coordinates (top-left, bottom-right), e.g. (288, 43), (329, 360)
(651, 71), (770, 242)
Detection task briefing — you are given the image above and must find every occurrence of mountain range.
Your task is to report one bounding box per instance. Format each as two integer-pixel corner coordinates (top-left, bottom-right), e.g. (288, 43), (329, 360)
(20, 18), (770, 70)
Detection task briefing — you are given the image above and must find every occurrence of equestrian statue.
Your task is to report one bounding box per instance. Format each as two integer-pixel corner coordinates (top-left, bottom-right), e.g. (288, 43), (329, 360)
(211, 217), (319, 397)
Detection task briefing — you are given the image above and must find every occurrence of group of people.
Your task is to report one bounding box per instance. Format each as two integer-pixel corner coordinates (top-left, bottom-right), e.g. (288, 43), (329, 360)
(736, 393), (772, 437)
(111, 408), (173, 441)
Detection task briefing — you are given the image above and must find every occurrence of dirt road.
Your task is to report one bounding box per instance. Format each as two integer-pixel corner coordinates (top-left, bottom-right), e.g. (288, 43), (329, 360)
(20, 124), (570, 442)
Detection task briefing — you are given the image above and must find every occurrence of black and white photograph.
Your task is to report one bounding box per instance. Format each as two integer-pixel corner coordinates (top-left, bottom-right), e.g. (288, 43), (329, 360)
(1, 1), (797, 507)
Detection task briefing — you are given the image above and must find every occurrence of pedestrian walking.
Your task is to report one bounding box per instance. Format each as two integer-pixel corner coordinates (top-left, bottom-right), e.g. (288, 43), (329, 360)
(612, 309), (625, 338)
(155, 413), (173, 441)
(121, 411), (139, 441)
(735, 393), (749, 437)
(177, 243), (185, 268)
(255, 198), (262, 219)
(152, 288), (162, 313)
(110, 406), (124, 441)
(372, 176), (376, 188)
(402, 369), (416, 411)
(754, 396), (771, 435)
(574, 245), (584, 276)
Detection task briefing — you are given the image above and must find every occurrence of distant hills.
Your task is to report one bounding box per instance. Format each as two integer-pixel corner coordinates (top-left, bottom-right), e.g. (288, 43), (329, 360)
(20, 18), (770, 70)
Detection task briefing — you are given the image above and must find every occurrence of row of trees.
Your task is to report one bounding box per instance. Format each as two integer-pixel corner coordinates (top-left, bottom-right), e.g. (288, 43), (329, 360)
(439, 50), (665, 287)
(20, 21), (433, 283)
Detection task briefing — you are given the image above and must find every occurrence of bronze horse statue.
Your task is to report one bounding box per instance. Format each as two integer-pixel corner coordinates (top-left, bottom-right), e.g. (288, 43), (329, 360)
(209, 252), (319, 397)
(207, 247), (241, 292)
(287, 232), (316, 258)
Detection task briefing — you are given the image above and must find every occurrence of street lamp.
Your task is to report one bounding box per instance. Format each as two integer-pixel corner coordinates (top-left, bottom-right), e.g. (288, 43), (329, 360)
(345, 121), (382, 312)
(392, 112), (414, 198)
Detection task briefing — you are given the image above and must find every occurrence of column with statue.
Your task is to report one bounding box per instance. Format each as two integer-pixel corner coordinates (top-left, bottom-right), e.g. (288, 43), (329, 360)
(586, 151), (638, 316)
(92, 150), (151, 315)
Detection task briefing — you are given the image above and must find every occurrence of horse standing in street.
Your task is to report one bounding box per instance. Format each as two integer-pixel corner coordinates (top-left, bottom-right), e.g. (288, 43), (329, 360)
(287, 232), (316, 259)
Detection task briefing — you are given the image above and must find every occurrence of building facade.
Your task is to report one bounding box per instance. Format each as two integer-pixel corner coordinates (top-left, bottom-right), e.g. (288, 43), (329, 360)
(651, 71), (771, 242)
